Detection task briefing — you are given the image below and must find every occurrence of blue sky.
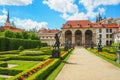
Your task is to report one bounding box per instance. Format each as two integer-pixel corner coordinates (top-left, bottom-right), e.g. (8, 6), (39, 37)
(0, 0), (120, 30)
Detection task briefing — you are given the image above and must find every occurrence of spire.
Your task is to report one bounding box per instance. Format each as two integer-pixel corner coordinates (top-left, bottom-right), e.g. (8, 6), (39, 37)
(96, 12), (102, 22)
(6, 11), (10, 22)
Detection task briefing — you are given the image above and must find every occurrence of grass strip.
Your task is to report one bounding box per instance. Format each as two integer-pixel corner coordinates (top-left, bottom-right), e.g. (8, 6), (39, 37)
(87, 49), (120, 68)
(46, 50), (74, 80)
(96, 53), (120, 68)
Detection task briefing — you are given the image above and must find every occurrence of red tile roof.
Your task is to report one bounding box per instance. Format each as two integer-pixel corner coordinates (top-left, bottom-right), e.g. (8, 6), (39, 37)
(3, 26), (23, 32)
(62, 20), (119, 29)
(38, 28), (60, 33)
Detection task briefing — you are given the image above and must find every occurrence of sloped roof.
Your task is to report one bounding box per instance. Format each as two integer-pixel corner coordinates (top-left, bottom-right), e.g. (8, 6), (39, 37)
(62, 20), (119, 29)
(3, 26), (23, 32)
(38, 28), (60, 33)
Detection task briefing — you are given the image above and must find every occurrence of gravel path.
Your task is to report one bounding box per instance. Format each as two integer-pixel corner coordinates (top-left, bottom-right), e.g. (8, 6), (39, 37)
(55, 47), (120, 80)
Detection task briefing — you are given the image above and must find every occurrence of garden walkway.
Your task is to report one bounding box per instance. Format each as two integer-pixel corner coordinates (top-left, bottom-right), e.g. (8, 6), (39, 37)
(55, 47), (120, 80)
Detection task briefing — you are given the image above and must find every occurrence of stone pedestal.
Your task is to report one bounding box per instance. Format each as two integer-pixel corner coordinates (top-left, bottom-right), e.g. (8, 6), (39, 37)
(52, 49), (60, 58)
(116, 50), (120, 64)
(98, 47), (102, 52)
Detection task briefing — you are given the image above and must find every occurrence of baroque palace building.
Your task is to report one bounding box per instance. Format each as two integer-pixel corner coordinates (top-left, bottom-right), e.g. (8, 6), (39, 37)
(38, 28), (61, 46)
(61, 19), (119, 47)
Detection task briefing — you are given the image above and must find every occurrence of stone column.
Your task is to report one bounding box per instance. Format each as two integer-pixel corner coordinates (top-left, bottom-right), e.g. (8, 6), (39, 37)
(82, 33), (85, 46)
(72, 34), (75, 45)
(93, 32), (96, 45)
(61, 34), (65, 46)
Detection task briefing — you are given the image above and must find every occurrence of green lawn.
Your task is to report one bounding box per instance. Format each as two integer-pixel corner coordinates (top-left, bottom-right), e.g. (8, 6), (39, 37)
(0, 77), (6, 80)
(0, 32), (5, 37)
(7, 60), (40, 70)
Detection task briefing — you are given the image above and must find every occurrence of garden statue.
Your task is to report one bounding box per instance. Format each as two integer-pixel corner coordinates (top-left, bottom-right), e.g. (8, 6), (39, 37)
(64, 39), (69, 51)
(52, 31), (62, 58)
(90, 41), (94, 49)
(116, 35), (120, 64)
(97, 38), (102, 52)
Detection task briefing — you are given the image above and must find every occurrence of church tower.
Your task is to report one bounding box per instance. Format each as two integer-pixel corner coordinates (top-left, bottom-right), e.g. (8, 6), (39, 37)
(96, 12), (103, 22)
(4, 11), (12, 26)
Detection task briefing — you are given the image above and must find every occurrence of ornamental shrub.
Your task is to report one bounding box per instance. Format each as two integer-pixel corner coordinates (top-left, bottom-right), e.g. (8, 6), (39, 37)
(0, 61), (8, 67)
(18, 46), (24, 51)
(19, 51), (44, 56)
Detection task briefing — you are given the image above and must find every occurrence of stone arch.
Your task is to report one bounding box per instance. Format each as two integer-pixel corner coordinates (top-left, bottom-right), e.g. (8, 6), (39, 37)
(85, 30), (92, 47)
(106, 40), (109, 46)
(75, 30), (82, 46)
(110, 40), (112, 46)
(65, 30), (72, 43)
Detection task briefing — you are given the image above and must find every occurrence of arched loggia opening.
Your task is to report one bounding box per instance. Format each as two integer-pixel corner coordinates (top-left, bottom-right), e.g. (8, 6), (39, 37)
(75, 30), (82, 46)
(85, 30), (92, 47)
(65, 30), (72, 43)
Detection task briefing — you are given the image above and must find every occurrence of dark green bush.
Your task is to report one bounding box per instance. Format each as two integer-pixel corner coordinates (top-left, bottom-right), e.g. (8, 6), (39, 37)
(0, 61), (8, 67)
(0, 37), (46, 51)
(0, 67), (23, 76)
(0, 37), (8, 51)
(0, 57), (10, 61)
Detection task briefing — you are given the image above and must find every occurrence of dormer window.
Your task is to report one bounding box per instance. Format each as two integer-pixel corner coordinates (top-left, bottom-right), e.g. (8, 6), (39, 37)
(77, 24), (80, 26)
(87, 23), (90, 26)
(68, 24), (70, 26)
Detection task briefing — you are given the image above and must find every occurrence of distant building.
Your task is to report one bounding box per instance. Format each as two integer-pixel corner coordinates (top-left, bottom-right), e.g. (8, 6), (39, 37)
(61, 19), (119, 46)
(37, 28), (61, 46)
(1, 11), (23, 32)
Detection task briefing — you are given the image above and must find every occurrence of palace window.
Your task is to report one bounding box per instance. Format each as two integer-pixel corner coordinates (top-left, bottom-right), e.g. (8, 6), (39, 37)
(99, 29), (102, 33)
(110, 29), (112, 33)
(99, 34), (102, 38)
(110, 34), (112, 38)
(106, 29), (108, 33)
(106, 34), (109, 38)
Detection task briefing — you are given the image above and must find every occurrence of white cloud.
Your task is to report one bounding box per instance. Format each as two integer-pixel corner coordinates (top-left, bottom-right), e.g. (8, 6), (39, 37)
(0, 8), (48, 30)
(2, 8), (7, 15)
(0, 15), (7, 23)
(13, 18), (48, 30)
(79, 0), (120, 12)
(43, 0), (78, 13)
(0, 8), (7, 23)
(61, 12), (88, 20)
(0, 0), (32, 6)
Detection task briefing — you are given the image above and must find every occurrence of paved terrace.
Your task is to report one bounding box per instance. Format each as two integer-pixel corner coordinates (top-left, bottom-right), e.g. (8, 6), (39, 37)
(55, 47), (120, 80)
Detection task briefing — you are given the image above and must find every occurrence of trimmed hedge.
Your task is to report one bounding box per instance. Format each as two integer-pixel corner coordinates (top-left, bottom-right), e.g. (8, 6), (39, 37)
(19, 51), (44, 56)
(0, 57), (10, 61)
(99, 52), (117, 61)
(7, 59), (56, 80)
(0, 50), (19, 55)
(0, 67), (23, 76)
(0, 37), (47, 51)
(0, 61), (8, 67)
(61, 48), (73, 60)
(27, 59), (60, 80)
(10, 56), (49, 61)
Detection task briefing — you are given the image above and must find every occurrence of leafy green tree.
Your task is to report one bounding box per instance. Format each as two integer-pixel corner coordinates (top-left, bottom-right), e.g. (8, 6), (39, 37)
(22, 31), (29, 39)
(15, 32), (23, 38)
(30, 33), (39, 40)
(4, 30), (14, 38)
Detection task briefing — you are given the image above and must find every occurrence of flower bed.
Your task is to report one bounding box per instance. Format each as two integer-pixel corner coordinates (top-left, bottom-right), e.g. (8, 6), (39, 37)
(99, 52), (117, 61)
(7, 59), (58, 80)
